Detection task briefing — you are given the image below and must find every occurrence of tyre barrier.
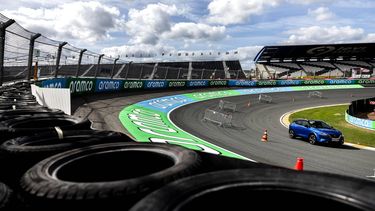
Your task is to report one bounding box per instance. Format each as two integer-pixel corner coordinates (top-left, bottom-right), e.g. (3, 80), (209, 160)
(0, 115), (92, 143)
(0, 109), (65, 122)
(130, 169), (375, 211)
(0, 182), (13, 210)
(0, 130), (129, 187)
(20, 142), (201, 209)
(0, 102), (40, 109)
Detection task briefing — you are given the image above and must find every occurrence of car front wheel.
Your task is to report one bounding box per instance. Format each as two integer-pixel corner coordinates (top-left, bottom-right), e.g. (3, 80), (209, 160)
(289, 129), (295, 139)
(308, 134), (317, 145)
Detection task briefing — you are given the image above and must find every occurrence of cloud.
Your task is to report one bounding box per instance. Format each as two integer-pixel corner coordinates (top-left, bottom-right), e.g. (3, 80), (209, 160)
(2, 1), (123, 43)
(207, 0), (280, 25)
(206, 0), (342, 25)
(125, 3), (227, 46)
(283, 26), (369, 44)
(287, 0), (337, 4)
(308, 7), (334, 21)
(165, 23), (226, 41)
(125, 3), (178, 45)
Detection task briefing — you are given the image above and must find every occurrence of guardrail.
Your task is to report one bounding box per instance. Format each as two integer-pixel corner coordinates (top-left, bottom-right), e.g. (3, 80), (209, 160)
(345, 97), (375, 130)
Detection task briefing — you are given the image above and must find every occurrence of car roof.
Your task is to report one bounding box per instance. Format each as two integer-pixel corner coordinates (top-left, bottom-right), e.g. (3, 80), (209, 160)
(293, 119), (324, 123)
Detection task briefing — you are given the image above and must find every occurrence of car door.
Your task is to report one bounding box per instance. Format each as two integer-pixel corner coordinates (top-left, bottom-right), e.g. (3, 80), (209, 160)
(293, 120), (305, 137)
(298, 120), (311, 139)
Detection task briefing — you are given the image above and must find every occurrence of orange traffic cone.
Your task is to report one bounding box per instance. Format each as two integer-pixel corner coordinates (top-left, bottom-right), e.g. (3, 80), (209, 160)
(261, 129), (268, 142)
(294, 157), (304, 171)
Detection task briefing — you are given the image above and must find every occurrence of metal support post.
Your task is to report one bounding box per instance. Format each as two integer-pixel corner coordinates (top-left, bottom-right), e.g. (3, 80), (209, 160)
(0, 19), (15, 86)
(54, 42), (67, 78)
(75, 49), (87, 77)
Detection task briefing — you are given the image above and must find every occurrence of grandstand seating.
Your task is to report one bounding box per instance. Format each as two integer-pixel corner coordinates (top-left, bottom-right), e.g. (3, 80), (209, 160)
(2, 59), (245, 81)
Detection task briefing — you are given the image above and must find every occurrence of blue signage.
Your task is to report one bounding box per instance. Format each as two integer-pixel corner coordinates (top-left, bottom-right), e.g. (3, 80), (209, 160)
(41, 78), (67, 88)
(228, 80), (257, 87)
(277, 80), (302, 86)
(144, 80), (168, 89)
(326, 79), (355, 85)
(95, 79), (123, 92)
(187, 80), (209, 87)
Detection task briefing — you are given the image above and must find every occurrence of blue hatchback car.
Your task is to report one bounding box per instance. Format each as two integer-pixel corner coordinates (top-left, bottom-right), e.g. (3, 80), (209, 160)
(289, 119), (344, 146)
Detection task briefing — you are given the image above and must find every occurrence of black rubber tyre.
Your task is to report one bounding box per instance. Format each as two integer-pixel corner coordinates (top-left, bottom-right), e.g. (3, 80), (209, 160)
(20, 142), (201, 209)
(0, 116), (92, 142)
(308, 134), (317, 145)
(0, 109), (64, 121)
(0, 130), (130, 187)
(0, 182), (13, 210)
(130, 169), (375, 211)
(289, 129), (295, 138)
(332, 140), (344, 148)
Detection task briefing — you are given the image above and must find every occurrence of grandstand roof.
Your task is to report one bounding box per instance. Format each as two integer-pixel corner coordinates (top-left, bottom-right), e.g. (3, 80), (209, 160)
(254, 43), (375, 63)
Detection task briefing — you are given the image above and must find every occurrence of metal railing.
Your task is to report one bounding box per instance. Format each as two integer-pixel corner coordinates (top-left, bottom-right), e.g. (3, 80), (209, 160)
(218, 100), (236, 112)
(0, 13), (247, 86)
(308, 91), (323, 98)
(258, 94), (272, 103)
(203, 109), (232, 127)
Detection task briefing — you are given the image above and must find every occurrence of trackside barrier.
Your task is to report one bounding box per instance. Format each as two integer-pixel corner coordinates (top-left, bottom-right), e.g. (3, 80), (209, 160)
(218, 100), (236, 112)
(37, 78), (375, 95)
(308, 91), (323, 98)
(30, 84), (71, 115)
(203, 109), (232, 127)
(259, 94), (272, 103)
(346, 97), (375, 130)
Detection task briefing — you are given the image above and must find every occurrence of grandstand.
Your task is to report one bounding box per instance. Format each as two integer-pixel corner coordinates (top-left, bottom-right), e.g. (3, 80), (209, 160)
(254, 43), (375, 79)
(117, 60), (246, 80)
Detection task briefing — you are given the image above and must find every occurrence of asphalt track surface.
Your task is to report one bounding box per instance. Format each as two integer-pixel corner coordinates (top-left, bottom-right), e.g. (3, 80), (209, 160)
(170, 87), (375, 179)
(72, 87), (375, 179)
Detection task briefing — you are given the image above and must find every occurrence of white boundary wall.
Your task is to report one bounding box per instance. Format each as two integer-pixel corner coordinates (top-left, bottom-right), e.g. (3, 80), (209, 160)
(31, 84), (71, 115)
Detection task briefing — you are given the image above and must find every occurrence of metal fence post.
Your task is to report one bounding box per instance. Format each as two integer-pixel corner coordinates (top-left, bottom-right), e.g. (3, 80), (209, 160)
(111, 57), (119, 78)
(94, 54), (104, 78)
(0, 19), (15, 86)
(26, 33), (41, 81)
(177, 67), (181, 79)
(124, 61), (132, 79)
(54, 42), (67, 78)
(164, 67), (169, 79)
(139, 64), (144, 79)
(75, 49), (87, 77)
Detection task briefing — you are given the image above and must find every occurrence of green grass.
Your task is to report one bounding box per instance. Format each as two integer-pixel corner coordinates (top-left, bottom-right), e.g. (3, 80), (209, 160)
(289, 105), (375, 147)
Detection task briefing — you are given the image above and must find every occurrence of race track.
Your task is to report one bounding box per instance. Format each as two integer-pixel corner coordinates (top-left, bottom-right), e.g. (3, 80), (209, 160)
(72, 87), (375, 179)
(170, 88), (375, 179)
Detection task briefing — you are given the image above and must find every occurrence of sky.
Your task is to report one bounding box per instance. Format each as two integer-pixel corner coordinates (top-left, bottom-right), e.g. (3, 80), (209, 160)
(1, 0), (375, 69)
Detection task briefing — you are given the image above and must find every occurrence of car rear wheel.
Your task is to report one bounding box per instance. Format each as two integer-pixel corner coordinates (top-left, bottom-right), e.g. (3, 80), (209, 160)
(308, 134), (316, 145)
(289, 129), (295, 139)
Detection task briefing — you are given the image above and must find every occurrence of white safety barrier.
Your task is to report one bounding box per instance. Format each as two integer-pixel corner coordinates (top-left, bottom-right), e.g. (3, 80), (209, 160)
(203, 109), (232, 127)
(308, 91), (323, 98)
(258, 93), (272, 103)
(218, 99), (236, 112)
(31, 84), (71, 115)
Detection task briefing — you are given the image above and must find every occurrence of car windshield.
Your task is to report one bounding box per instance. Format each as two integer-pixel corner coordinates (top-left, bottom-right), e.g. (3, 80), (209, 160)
(308, 121), (332, 129)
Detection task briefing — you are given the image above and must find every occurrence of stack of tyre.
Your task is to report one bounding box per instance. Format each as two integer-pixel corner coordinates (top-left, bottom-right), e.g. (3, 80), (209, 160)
(0, 82), (374, 210)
